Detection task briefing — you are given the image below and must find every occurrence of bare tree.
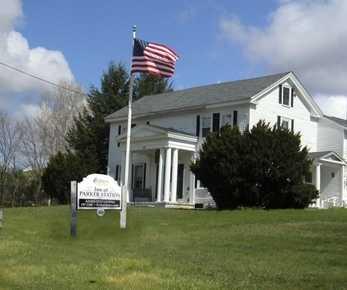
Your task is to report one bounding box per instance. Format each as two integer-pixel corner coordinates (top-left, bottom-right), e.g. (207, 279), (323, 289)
(19, 82), (85, 203)
(0, 111), (22, 206)
(39, 81), (85, 156)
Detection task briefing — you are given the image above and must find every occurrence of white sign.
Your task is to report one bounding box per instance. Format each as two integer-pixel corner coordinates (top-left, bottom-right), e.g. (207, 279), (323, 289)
(77, 174), (121, 210)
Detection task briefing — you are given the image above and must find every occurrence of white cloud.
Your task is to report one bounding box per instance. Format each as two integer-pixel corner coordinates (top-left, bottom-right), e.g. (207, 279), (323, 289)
(220, 0), (347, 119)
(0, 0), (74, 99)
(315, 95), (347, 119)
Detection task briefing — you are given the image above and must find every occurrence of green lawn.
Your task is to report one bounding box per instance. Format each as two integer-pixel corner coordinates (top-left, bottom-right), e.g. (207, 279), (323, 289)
(0, 206), (347, 290)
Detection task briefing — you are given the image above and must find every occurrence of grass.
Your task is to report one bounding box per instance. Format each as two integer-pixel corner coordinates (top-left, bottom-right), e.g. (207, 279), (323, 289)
(0, 206), (347, 290)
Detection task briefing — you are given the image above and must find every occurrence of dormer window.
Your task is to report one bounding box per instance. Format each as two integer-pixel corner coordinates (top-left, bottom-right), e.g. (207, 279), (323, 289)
(282, 86), (290, 106)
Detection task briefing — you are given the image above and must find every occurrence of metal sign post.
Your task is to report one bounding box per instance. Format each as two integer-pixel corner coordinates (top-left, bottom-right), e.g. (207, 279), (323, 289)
(70, 181), (77, 238)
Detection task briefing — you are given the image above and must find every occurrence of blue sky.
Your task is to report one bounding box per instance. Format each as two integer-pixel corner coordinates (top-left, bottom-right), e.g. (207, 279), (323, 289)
(0, 0), (346, 118)
(19, 0), (277, 90)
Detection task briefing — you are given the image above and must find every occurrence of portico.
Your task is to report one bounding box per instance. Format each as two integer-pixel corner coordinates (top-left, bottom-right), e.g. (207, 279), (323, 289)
(116, 124), (198, 206)
(309, 151), (347, 208)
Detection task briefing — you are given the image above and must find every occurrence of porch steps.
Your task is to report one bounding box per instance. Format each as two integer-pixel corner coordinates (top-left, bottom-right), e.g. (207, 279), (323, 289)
(129, 201), (195, 209)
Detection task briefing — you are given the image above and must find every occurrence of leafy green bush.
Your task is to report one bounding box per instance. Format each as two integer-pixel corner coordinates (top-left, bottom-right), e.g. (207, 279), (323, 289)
(191, 121), (316, 209)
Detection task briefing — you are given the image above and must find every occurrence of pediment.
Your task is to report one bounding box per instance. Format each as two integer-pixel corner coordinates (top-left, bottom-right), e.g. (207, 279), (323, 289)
(321, 152), (344, 163)
(117, 125), (167, 141)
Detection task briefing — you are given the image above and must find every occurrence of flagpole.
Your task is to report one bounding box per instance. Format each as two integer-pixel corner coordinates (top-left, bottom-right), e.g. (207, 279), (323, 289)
(120, 25), (136, 229)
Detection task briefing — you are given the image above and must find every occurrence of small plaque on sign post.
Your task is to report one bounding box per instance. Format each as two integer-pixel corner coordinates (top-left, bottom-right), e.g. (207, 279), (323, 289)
(77, 174), (121, 210)
(96, 208), (105, 216)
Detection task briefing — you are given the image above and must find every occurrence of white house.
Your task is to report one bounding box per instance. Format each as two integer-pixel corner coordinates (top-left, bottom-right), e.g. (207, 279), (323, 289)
(105, 72), (347, 208)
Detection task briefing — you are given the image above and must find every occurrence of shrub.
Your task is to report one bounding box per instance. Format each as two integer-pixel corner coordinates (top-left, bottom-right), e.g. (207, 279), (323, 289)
(191, 121), (316, 209)
(288, 184), (319, 209)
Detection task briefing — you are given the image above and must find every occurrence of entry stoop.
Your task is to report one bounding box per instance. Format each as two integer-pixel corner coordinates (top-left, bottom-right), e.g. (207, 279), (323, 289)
(129, 201), (195, 209)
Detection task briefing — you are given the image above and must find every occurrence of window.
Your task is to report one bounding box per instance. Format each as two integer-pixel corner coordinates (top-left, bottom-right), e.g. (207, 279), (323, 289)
(277, 116), (293, 130)
(222, 114), (232, 126)
(201, 116), (211, 137)
(282, 86), (290, 106)
(212, 113), (220, 132)
(233, 110), (238, 126)
(282, 119), (289, 130)
(122, 123), (136, 133)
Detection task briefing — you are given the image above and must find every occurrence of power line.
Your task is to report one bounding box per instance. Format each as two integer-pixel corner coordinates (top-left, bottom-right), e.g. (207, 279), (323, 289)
(0, 61), (88, 97)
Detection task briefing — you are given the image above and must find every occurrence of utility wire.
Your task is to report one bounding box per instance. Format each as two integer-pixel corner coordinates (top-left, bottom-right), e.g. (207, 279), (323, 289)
(0, 61), (88, 97)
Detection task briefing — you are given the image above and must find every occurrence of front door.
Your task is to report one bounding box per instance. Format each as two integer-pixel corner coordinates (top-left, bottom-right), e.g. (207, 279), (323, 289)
(177, 164), (184, 199)
(133, 163), (145, 192)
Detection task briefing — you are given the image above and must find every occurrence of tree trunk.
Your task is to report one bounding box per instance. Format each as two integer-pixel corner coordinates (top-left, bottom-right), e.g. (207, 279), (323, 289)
(0, 208), (3, 228)
(34, 172), (42, 205)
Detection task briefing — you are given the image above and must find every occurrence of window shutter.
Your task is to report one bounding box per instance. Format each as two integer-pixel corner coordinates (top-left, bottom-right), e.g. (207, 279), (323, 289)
(131, 164), (134, 190)
(291, 119), (294, 133)
(279, 84), (283, 104)
(118, 125), (121, 135)
(115, 165), (119, 181)
(277, 116), (281, 128)
(291, 88), (294, 107)
(196, 115), (200, 137)
(233, 110), (238, 126)
(212, 113), (220, 132)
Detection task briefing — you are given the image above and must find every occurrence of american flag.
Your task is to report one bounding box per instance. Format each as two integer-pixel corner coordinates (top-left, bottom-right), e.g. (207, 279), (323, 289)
(131, 38), (179, 78)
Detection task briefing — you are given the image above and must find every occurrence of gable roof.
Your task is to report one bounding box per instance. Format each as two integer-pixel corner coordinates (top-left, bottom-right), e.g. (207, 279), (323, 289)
(309, 151), (334, 160)
(309, 151), (346, 164)
(325, 115), (347, 128)
(105, 72), (289, 121)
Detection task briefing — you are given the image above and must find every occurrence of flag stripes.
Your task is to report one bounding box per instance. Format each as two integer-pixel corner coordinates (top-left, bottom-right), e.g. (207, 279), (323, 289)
(131, 38), (178, 78)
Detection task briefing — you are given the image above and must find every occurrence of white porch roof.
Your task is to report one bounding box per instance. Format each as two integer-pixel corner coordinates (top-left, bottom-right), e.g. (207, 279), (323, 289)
(309, 151), (346, 166)
(116, 124), (198, 152)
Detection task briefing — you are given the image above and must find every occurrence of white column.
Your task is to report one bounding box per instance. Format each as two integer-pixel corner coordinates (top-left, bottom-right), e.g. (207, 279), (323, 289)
(315, 163), (321, 208)
(157, 149), (165, 202)
(164, 148), (172, 202)
(189, 152), (197, 204)
(171, 148), (179, 203)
